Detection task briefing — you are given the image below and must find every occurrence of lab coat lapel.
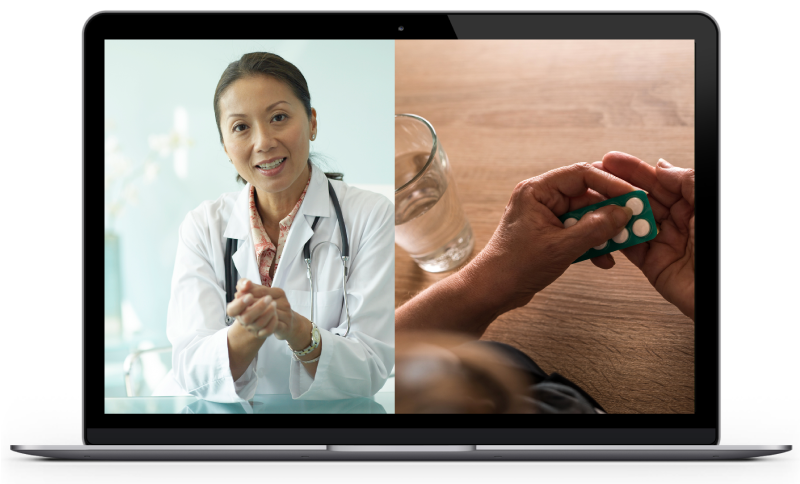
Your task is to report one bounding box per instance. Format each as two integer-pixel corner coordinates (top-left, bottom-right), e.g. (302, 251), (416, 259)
(223, 184), (262, 286)
(272, 168), (331, 288)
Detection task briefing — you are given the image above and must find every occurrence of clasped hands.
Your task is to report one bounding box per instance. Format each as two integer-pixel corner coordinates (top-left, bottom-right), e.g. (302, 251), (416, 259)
(225, 279), (308, 344)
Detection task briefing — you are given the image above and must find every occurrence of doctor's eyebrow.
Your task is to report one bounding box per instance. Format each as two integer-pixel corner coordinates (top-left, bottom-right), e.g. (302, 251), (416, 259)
(227, 101), (290, 119)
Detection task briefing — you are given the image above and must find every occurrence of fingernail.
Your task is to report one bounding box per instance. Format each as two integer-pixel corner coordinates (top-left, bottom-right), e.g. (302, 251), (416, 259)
(657, 158), (673, 168)
(243, 294), (253, 304)
(263, 296), (272, 305)
(613, 206), (634, 226)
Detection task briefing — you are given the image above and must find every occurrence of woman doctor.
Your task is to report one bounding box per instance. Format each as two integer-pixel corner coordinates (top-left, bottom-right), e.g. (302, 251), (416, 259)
(165, 52), (395, 403)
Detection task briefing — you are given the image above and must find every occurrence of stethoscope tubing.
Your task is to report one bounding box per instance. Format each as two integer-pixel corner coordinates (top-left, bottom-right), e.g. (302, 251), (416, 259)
(305, 241), (351, 337)
(304, 179), (351, 337)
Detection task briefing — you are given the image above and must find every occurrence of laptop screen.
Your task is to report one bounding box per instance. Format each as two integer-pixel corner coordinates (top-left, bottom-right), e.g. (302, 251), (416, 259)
(92, 13), (718, 444)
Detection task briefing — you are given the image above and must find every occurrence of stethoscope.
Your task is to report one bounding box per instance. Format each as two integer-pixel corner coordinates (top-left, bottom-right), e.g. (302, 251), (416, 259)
(224, 179), (351, 337)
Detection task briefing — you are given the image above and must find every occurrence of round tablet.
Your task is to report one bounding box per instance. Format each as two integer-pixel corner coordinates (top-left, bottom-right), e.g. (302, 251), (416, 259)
(632, 219), (651, 237)
(626, 197), (644, 216)
(612, 228), (629, 244)
(594, 241), (607, 250)
(563, 217), (578, 228)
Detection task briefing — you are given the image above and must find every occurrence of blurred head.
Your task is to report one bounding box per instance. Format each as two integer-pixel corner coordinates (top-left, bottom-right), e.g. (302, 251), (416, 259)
(395, 332), (533, 414)
(213, 52), (316, 191)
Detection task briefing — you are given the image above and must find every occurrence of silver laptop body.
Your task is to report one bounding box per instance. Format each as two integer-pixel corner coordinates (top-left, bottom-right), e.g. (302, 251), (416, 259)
(11, 12), (792, 460)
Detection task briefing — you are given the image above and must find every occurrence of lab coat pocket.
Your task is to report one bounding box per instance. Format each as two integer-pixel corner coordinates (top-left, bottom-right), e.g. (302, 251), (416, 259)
(284, 288), (344, 331)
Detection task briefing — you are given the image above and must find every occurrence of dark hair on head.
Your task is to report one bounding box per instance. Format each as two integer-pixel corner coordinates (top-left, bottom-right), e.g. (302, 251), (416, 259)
(213, 52), (343, 183)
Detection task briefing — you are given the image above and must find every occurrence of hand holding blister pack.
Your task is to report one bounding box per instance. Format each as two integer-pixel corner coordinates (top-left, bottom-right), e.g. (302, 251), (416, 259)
(560, 190), (657, 263)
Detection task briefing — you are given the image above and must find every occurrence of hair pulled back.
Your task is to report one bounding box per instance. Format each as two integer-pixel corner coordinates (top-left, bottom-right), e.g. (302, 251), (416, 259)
(213, 52), (342, 183)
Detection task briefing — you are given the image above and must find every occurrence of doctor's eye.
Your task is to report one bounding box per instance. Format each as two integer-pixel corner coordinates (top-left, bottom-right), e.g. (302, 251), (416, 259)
(272, 113), (288, 123)
(232, 123), (248, 133)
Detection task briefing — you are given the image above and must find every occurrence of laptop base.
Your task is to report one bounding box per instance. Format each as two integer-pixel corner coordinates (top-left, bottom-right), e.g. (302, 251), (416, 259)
(11, 445), (791, 461)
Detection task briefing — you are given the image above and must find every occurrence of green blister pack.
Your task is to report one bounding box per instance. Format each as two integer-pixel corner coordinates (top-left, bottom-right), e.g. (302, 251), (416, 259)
(558, 190), (657, 264)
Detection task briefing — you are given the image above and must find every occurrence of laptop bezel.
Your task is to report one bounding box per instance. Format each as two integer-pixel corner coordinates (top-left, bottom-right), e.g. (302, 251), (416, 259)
(88, 11), (719, 445)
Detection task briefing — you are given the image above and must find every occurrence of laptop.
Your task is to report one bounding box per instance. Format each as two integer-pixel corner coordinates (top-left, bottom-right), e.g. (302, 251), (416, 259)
(11, 11), (792, 462)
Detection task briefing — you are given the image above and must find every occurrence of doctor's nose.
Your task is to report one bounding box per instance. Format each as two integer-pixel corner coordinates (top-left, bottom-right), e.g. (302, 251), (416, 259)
(253, 123), (279, 152)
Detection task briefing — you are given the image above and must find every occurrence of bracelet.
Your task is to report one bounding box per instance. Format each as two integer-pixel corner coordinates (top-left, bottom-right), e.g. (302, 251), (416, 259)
(289, 322), (320, 356)
(296, 355), (321, 364)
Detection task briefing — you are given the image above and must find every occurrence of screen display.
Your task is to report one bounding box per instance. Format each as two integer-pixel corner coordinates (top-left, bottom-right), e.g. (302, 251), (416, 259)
(104, 38), (694, 416)
(393, 39), (695, 416)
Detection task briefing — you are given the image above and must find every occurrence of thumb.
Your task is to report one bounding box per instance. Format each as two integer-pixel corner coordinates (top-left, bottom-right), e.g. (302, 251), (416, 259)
(564, 205), (633, 256)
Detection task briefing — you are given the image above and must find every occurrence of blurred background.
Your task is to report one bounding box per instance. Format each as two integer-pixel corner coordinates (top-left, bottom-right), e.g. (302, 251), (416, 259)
(104, 39), (394, 397)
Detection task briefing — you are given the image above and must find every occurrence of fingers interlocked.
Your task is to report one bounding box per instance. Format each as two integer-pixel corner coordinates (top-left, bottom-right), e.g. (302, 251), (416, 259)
(227, 288), (279, 339)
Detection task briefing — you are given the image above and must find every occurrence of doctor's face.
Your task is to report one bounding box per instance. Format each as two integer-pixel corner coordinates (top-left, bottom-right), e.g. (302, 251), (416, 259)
(219, 75), (317, 194)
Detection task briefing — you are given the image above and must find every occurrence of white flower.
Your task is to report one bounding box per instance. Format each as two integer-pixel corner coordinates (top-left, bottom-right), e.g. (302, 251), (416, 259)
(174, 147), (188, 179)
(144, 161), (159, 183)
(148, 134), (172, 158)
(174, 106), (188, 135)
(105, 150), (131, 187)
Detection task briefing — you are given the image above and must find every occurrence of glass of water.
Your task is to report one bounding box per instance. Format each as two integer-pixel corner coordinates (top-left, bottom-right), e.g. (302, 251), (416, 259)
(395, 114), (474, 272)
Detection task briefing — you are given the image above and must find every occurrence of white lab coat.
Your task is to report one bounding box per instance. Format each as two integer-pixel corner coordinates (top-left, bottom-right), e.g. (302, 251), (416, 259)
(165, 167), (394, 403)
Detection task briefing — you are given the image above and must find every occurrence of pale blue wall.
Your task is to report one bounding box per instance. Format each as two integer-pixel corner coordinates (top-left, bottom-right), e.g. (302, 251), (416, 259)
(104, 40), (394, 383)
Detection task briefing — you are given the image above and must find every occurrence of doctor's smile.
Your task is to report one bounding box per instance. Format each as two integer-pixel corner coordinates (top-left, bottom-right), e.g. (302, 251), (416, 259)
(220, 75), (317, 206)
(254, 157), (287, 176)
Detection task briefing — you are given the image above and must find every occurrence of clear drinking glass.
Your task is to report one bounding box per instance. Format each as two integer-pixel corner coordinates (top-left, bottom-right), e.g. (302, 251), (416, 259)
(395, 114), (474, 272)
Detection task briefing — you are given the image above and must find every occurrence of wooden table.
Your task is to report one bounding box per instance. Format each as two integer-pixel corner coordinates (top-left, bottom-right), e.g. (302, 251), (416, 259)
(395, 40), (695, 414)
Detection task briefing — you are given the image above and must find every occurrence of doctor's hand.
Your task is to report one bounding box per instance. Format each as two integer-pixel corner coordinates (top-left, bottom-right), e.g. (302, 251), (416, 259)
(226, 288), (280, 341)
(229, 279), (312, 348)
(592, 152), (695, 320)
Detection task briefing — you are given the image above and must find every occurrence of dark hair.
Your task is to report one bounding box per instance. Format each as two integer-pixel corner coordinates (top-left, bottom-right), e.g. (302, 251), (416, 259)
(213, 52), (343, 183)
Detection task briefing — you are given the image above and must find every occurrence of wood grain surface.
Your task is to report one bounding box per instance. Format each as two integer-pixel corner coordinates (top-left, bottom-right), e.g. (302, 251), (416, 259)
(395, 40), (695, 414)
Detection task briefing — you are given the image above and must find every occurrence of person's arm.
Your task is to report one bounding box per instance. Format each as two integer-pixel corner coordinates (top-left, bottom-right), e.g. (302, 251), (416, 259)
(227, 284), (321, 378)
(167, 211), (259, 403)
(228, 292), (270, 380)
(396, 163), (637, 338)
(394, 252), (512, 338)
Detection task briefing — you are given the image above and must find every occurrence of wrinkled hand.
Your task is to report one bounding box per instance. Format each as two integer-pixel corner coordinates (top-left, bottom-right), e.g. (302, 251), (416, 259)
(226, 279), (298, 340)
(471, 162), (636, 313)
(593, 152), (695, 320)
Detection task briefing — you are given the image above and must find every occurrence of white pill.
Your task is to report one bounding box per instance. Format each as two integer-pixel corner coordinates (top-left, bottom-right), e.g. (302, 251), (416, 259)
(563, 217), (578, 228)
(632, 219), (651, 237)
(626, 197), (644, 216)
(594, 241), (608, 250)
(612, 228), (629, 244)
